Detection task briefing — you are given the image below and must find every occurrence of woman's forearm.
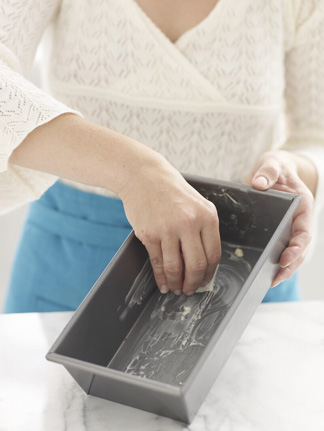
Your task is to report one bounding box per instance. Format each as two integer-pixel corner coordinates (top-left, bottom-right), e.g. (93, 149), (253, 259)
(9, 113), (168, 195)
(9, 112), (222, 296)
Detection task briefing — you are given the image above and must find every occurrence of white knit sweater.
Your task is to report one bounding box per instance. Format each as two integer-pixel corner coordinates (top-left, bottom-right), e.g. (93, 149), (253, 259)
(1, 0), (324, 220)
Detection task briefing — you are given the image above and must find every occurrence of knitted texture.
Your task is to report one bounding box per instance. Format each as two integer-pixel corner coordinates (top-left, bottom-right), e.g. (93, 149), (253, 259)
(0, 0), (324, 211)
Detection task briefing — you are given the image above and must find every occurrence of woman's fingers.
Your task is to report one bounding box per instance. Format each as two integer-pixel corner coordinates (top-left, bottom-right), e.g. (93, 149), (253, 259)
(137, 196), (220, 296)
(148, 202), (220, 296)
(198, 219), (222, 287)
(178, 201), (220, 295)
(276, 188), (313, 281)
(145, 242), (169, 294)
(180, 236), (207, 295)
(243, 153), (282, 191)
(142, 233), (184, 295)
(120, 160), (222, 296)
(146, 228), (220, 297)
(161, 238), (184, 294)
(244, 150), (315, 288)
(279, 210), (312, 268)
(251, 155), (281, 190)
(272, 253), (305, 287)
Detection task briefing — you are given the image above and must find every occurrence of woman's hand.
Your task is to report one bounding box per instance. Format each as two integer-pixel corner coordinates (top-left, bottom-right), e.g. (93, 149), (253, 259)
(243, 150), (316, 287)
(119, 157), (221, 296)
(9, 114), (221, 295)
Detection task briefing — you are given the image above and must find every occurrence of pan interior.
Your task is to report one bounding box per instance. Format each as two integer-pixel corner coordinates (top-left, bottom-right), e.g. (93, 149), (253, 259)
(107, 242), (262, 386)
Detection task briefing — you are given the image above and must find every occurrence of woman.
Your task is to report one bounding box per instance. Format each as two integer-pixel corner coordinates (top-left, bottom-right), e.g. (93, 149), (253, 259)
(1, 0), (323, 312)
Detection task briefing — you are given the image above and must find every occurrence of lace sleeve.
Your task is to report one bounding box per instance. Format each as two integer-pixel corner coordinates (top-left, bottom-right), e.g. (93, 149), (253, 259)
(0, 0), (81, 214)
(283, 0), (324, 218)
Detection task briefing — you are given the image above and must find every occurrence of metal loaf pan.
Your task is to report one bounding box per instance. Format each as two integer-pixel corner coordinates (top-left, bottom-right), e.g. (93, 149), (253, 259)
(47, 175), (300, 423)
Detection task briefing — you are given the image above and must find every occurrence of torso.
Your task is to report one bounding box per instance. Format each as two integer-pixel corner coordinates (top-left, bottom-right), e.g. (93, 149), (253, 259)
(52, 0), (287, 196)
(135, 0), (219, 42)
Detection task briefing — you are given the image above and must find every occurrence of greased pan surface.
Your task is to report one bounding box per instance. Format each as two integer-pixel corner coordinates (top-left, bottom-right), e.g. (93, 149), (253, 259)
(47, 175), (300, 423)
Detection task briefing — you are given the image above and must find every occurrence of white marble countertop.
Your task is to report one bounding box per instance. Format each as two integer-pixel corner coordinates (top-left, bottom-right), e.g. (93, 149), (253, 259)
(1, 301), (323, 431)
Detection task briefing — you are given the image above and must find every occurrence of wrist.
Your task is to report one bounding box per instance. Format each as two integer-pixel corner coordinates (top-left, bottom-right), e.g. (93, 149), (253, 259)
(116, 149), (179, 202)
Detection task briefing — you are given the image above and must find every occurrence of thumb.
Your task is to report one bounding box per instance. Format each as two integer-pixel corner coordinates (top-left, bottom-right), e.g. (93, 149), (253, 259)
(253, 175), (269, 190)
(252, 162), (280, 190)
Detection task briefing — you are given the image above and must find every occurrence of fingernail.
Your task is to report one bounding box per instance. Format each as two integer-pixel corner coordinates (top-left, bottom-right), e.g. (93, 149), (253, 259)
(185, 291), (195, 296)
(160, 285), (169, 294)
(254, 176), (268, 189)
(271, 280), (280, 288)
(280, 263), (290, 269)
(201, 280), (209, 287)
(174, 289), (182, 296)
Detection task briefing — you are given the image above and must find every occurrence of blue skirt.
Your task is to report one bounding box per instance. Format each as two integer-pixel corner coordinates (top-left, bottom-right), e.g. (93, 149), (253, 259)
(4, 182), (300, 313)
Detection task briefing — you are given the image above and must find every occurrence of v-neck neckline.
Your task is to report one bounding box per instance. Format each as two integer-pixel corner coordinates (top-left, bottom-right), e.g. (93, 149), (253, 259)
(129, 0), (224, 46)
(126, 0), (228, 103)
